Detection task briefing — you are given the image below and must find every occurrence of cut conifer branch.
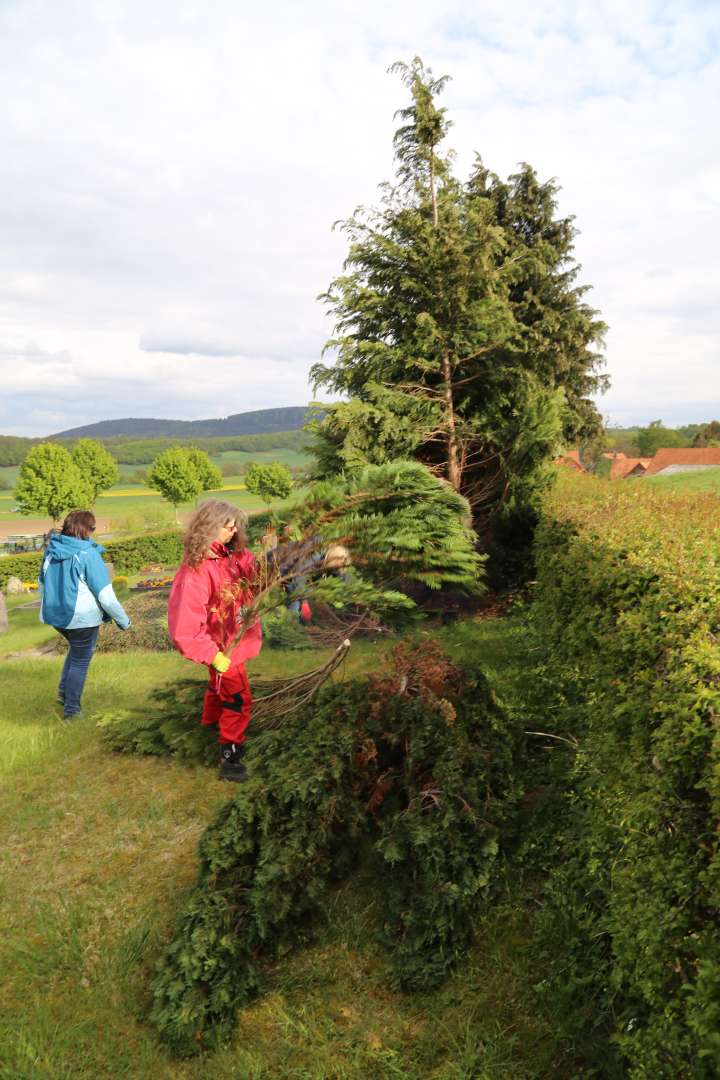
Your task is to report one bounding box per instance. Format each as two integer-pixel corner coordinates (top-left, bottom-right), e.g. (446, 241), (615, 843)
(250, 639), (352, 729)
(219, 461), (485, 658)
(206, 461), (484, 725)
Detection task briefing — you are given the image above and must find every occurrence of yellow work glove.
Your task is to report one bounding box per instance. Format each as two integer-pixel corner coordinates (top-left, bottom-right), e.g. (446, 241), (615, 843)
(211, 651), (231, 673)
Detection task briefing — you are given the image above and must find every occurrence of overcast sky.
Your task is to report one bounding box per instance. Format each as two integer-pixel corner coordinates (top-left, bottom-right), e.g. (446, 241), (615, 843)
(0, 0), (718, 436)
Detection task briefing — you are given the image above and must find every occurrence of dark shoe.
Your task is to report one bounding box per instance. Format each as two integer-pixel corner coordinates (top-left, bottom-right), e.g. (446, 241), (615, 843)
(218, 742), (247, 783)
(62, 711), (82, 724)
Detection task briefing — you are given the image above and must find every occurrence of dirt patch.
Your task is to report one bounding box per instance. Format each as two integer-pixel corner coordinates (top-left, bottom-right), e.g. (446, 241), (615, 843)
(0, 518), (115, 539)
(0, 518), (51, 539)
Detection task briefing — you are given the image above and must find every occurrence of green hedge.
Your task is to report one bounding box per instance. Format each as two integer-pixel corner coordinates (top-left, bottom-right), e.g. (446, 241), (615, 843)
(532, 472), (720, 1077)
(103, 530), (183, 573)
(0, 530), (184, 588)
(0, 509), (279, 589)
(0, 551), (42, 587)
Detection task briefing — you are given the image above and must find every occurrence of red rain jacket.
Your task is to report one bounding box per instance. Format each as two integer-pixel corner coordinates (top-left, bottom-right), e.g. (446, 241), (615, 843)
(167, 547), (262, 667)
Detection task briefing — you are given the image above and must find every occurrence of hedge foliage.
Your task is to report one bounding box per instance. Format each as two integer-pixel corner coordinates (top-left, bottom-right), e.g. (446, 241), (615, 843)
(533, 471), (720, 1077)
(100, 642), (521, 1056)
(101, 530), (183, 573)
(1, 512), (280, 590)
(0, 530), (184, 588)
(0, 552), (42, 588)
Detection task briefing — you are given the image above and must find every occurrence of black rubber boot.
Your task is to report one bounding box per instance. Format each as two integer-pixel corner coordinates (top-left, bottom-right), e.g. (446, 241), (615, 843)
(218, 741), (247, 783)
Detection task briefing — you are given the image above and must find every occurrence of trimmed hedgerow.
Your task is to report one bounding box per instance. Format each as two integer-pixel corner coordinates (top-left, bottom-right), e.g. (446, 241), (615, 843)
(532, 471), (720, 1078)
(102, 530), (183, 573)
(1, 512), (275, 589)
(0, 552), (42, 588)
(0, 531), (183, 588)
(101, 642), (521, 1056)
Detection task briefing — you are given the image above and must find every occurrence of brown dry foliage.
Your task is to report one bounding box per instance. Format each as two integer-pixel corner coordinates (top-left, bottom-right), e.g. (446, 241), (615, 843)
(368, 641), (461, 712)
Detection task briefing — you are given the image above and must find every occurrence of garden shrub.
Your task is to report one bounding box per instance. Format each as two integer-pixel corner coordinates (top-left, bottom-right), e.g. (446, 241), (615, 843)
(101, 641), (521, 1055)
(112, 574), (130, 599)
(531, 471), (720, 1077)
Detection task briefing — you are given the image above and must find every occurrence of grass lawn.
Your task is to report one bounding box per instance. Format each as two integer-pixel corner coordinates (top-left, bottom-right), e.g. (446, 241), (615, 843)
(0, 617), (578, 1079)
(1, 594), (55, 656)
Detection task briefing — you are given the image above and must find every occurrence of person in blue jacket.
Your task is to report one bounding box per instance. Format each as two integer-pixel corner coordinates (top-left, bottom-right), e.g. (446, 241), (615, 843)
(39, 509), (131, 721)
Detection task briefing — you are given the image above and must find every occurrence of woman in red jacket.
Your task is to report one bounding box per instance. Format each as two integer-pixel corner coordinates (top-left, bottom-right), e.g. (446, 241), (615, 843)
(167, 499), (262, 782)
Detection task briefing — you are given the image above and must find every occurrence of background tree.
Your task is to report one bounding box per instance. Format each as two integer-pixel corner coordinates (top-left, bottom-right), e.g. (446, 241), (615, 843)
(605, 428), (641, 457)
(147, 448), (202, 522)
(311, 57), (606, 535)
(186, 448), (222, 493)
(692, 420), (720, 448)
(14, 443), (92, 523)
(244, 461), (293, 506)
(71, 438), (119, 503)
(636, 420), (685, 457)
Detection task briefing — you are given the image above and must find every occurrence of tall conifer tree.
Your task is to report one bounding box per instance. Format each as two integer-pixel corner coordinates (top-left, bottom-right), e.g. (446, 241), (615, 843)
(311, 57), (606, 525)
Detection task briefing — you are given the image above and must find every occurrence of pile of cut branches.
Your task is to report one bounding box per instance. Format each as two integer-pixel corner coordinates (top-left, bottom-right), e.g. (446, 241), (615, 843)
(104, 641), (521, 1056)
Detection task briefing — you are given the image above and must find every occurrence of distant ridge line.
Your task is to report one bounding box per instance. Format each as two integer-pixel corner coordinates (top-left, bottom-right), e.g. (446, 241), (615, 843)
(49, 406), (315, 440)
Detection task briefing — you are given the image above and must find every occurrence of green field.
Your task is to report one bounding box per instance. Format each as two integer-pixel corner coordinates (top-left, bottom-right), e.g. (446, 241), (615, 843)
(0, 444), (310, 530)
(0, 447), (310, 492)
(642, 466), (720, 493)
(0, 607), (581, 1079)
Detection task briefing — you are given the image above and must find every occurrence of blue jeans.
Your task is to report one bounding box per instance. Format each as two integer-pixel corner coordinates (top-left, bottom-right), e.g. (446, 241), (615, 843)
(57, 625), (100, 717)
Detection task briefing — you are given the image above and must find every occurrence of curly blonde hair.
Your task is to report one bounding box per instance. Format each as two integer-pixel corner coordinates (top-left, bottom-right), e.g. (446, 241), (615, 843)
(182, 499), (248, 567)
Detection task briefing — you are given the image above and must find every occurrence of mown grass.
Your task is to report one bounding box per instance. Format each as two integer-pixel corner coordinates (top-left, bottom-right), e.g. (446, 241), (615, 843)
(0, 594), (55, 656)
(0, 619), (578, 1079)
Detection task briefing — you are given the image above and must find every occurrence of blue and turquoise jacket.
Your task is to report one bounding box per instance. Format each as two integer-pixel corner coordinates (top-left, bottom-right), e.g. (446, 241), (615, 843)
(39, 534), (131, 630)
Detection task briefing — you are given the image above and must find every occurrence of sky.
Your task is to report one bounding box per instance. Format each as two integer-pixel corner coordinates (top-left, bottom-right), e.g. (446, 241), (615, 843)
(0, 0), (718, 436)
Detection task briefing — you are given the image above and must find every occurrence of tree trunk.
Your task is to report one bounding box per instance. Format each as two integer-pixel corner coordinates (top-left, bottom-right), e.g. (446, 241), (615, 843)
(441, 353), (461, 491)
(430, 154), (438, 229)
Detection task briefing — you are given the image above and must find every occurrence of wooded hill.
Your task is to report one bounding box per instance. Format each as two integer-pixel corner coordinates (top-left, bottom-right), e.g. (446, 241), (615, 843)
(49, 406), (313, 440)
(0, 412), (316, 466)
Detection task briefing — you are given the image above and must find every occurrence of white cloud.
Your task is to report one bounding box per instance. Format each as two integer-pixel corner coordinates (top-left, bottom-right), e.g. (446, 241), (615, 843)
(0, 0), (718, 435)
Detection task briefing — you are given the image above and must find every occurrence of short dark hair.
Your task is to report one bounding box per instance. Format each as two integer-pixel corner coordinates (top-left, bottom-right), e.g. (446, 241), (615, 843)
(61, 510), (96, 540)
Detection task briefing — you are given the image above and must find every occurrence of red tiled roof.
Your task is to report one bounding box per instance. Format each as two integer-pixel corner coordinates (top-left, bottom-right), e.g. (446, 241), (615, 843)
(644, 448), (720, 475)
(610, 456), (651, 479)
(554, 449), (584, 472)
(602, 451), (626, 460)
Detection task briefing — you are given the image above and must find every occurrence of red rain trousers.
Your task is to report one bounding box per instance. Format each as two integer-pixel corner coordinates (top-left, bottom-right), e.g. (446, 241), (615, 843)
(202, 664), (253, 745)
